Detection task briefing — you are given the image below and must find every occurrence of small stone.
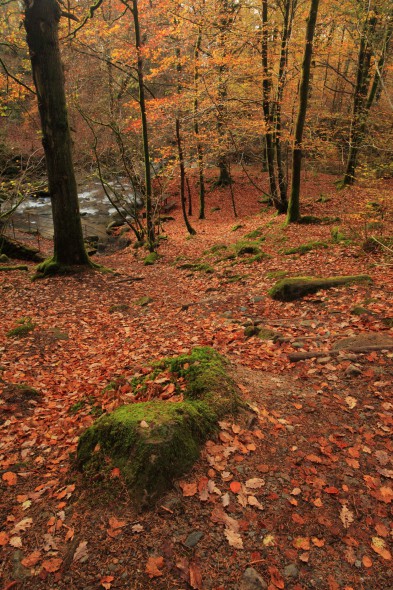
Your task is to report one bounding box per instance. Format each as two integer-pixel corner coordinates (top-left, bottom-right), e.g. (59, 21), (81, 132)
(339, 353), (357, 361)
(252, 296), (264, 303)
(240, 306), (247, 312)
(238, 567), (267, 590)
(184, 530), (204, 548)
(354, 560), (362, 569)
(316, 356), (331, 364)
(284, 563), (299, 579)
(292, 342), (305, 349)
(345, 364), (362, 376)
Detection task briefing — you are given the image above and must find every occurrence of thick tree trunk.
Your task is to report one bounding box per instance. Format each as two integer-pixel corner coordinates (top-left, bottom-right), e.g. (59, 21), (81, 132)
(24, 0), (90, 266)
(131, 0), (155, 250)
(287, 0), (320, 223)
(193, 27), (206, 219)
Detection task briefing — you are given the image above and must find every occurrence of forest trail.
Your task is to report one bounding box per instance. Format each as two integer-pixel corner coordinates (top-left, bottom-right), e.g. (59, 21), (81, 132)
(1, 174), (392, 589)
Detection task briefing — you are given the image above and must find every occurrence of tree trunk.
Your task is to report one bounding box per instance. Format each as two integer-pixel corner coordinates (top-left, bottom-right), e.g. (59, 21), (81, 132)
(193, 27), (206, 219)
(287, 0), (320, 223)
(24, 0), (90, 267)
(131, 0), (155, 250)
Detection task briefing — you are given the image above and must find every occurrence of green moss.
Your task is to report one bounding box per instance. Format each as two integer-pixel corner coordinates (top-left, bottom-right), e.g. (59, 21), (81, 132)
(331, 226), (351, 244)
(269, 275), (373, 302)
(204, 244), (228, 255)
(232, 240), (262, 257)
(243, 227), (265, 240)
(0, 254), (10, 262)
(0, 265), (28, 272)
(77, 347), (239, 505)
(351, 306), (369, 316)
(231, 223), (243, 232)
(382, 317), (393, 328)
(282, 241), (329, 255)
(244, 325), (278, 341)
(135, 296), (153, 306)
(298, 215), (322, 225)
(178, 262), (214, 274)
(266, 270), (288, 279)
(34, 255), (99, 279)
(210, 206), (221, 213)
(143, 252), (159, 266)
(109, 304), (130, 313)
(244, 253), (270, 264)
(7, 317), (35, 338)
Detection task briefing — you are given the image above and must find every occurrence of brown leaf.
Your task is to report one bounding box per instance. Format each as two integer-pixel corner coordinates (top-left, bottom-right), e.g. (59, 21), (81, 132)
(73, 540), (88, 562)
(268, 566), (284, 589)
(245, 478), (265, 489)
(340, 505), (354, 529)
(189, 562), (203, 589)
(146, 556), (164, 578)
(42, 557), (63, 572)
(9, 536), (22, 548)
(108, 516), (126, 530)
(21, 551), (41, 568)
(224, 528), (243, 549)
(179, 481), (197, 497)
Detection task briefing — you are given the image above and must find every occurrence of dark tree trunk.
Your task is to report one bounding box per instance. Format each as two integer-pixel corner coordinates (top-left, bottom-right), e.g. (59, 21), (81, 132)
(24, 0), (90, 267)
(287, 0), (320, 223)
(193, 27), (206, 219)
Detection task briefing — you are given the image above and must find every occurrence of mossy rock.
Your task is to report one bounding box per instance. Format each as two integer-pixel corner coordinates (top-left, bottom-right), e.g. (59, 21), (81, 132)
(178, 262), (214, 274)
(109, 304), (130, 314)
(269, 275), (372, 302)
(282, 241), (329, 255)
(232, 240), (261, 257)
(243, 227), (265, 240)
(6, 317), (36, 338)
(76, 347), (239, 506)
(0, 236), (44, 262)
(231, 224), (243, 232)
(143, 252), (159, 266)
(266, 270), (288, 279)
(0, 265), (28, 272)
(244, 325), (278, 341)
(135, 296), (153, 306)
(0, 253), (10, 263)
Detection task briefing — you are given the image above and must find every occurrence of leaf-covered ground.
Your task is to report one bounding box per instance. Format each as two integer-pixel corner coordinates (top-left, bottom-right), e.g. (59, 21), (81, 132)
(1, 171), (392, 589)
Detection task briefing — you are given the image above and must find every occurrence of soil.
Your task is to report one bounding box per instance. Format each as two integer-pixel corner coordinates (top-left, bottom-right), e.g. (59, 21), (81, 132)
(0, 169), (392, 590)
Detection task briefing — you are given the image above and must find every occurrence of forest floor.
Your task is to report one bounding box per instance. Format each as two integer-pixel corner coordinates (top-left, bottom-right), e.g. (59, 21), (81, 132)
(0, 168), (392, 590)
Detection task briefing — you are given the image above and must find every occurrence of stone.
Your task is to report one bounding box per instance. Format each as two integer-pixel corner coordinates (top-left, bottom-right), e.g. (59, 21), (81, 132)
(184, 530), (204, 548)
(284, 563), (299, 579)
(238, 567), (267, 590)
(333, 332), (393, 350)
(345, 364), (362, 376)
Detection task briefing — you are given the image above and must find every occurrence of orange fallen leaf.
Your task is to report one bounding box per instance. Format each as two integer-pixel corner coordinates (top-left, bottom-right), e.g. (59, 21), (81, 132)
(146, 556), (164, 578)
(100, 575), (114, 589)
(179, 481), (197, 497)
(312, 537), (325, 547)
(42, 557), (63, 572)
(371, 537), (391, 560)
(0, 531), (9, 546)
(189, 562), (203, 589)
(293, 537), (310, 550)
(292, 513), (305, 525)
(2, 472), (17, 486)
(108, 516), (126, 530)
(268, 565), (284, 589)
(230, 481), (242, 493)
(299, 552), (309, 563)
(21, 550), (41, 568)
(110, 468), (121, 478)
(362, 556), (372, 568)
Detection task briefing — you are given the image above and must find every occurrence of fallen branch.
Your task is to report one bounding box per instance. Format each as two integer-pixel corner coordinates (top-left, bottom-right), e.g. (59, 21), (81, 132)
(288, 344), (393, 362)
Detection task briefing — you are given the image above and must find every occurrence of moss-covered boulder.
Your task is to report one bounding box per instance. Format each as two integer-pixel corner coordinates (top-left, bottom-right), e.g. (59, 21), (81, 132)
(76, 347), (239, 506)
(269, 275), (372, 302)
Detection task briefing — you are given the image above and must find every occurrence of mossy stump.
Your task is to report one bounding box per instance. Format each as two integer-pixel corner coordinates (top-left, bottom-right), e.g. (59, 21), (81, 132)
(76, 347), (239, 507)
(269, 275), (372, 302)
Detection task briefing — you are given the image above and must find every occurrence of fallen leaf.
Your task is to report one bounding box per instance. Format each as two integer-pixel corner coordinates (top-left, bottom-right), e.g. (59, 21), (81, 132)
(140, 420), (149, 428)
(262, 534), (275, 547)
(0, 532), (10, 546)
(12, 518), (33, 534)
(291, 487), (302, 496)
(189, 562), (203, 589)
(292, 514), (305, 525)
(224, 528), (243, 549)
(345, 396), (357, 409)
(293, 537), (310, 550)
(371, 537), (391, 560)
(299, 552), (309, 563)
(110, 467), (121, 478)
(180, 481), (197, 497)
(362, 555), (372, 568)
(247, 495), (264, 510)
(245, 478), (265, 489)
(42, 557), (63, 572)
(229, 481), (242, 493)
(131, 524), (144, 533)
(100, 575), (114, 589)
(340, 505), (354, 529)
(146, 556), (164, 578)
(108, 516), (127, 530)
(73, 540), (88, 562)
(268, 565), (284, 589)
(21, 551), (41, 568)
(9, 536), (22, 548)
(312, 537), (325, 547)
(2, 472), (17, 486)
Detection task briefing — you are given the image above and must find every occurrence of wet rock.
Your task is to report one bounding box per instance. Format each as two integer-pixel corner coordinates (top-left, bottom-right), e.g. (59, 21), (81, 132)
(345, 364), (362, 376)
(238, 567), (267, 590)
(184, 530), (204, 548)
(284, 563), (299, 579)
